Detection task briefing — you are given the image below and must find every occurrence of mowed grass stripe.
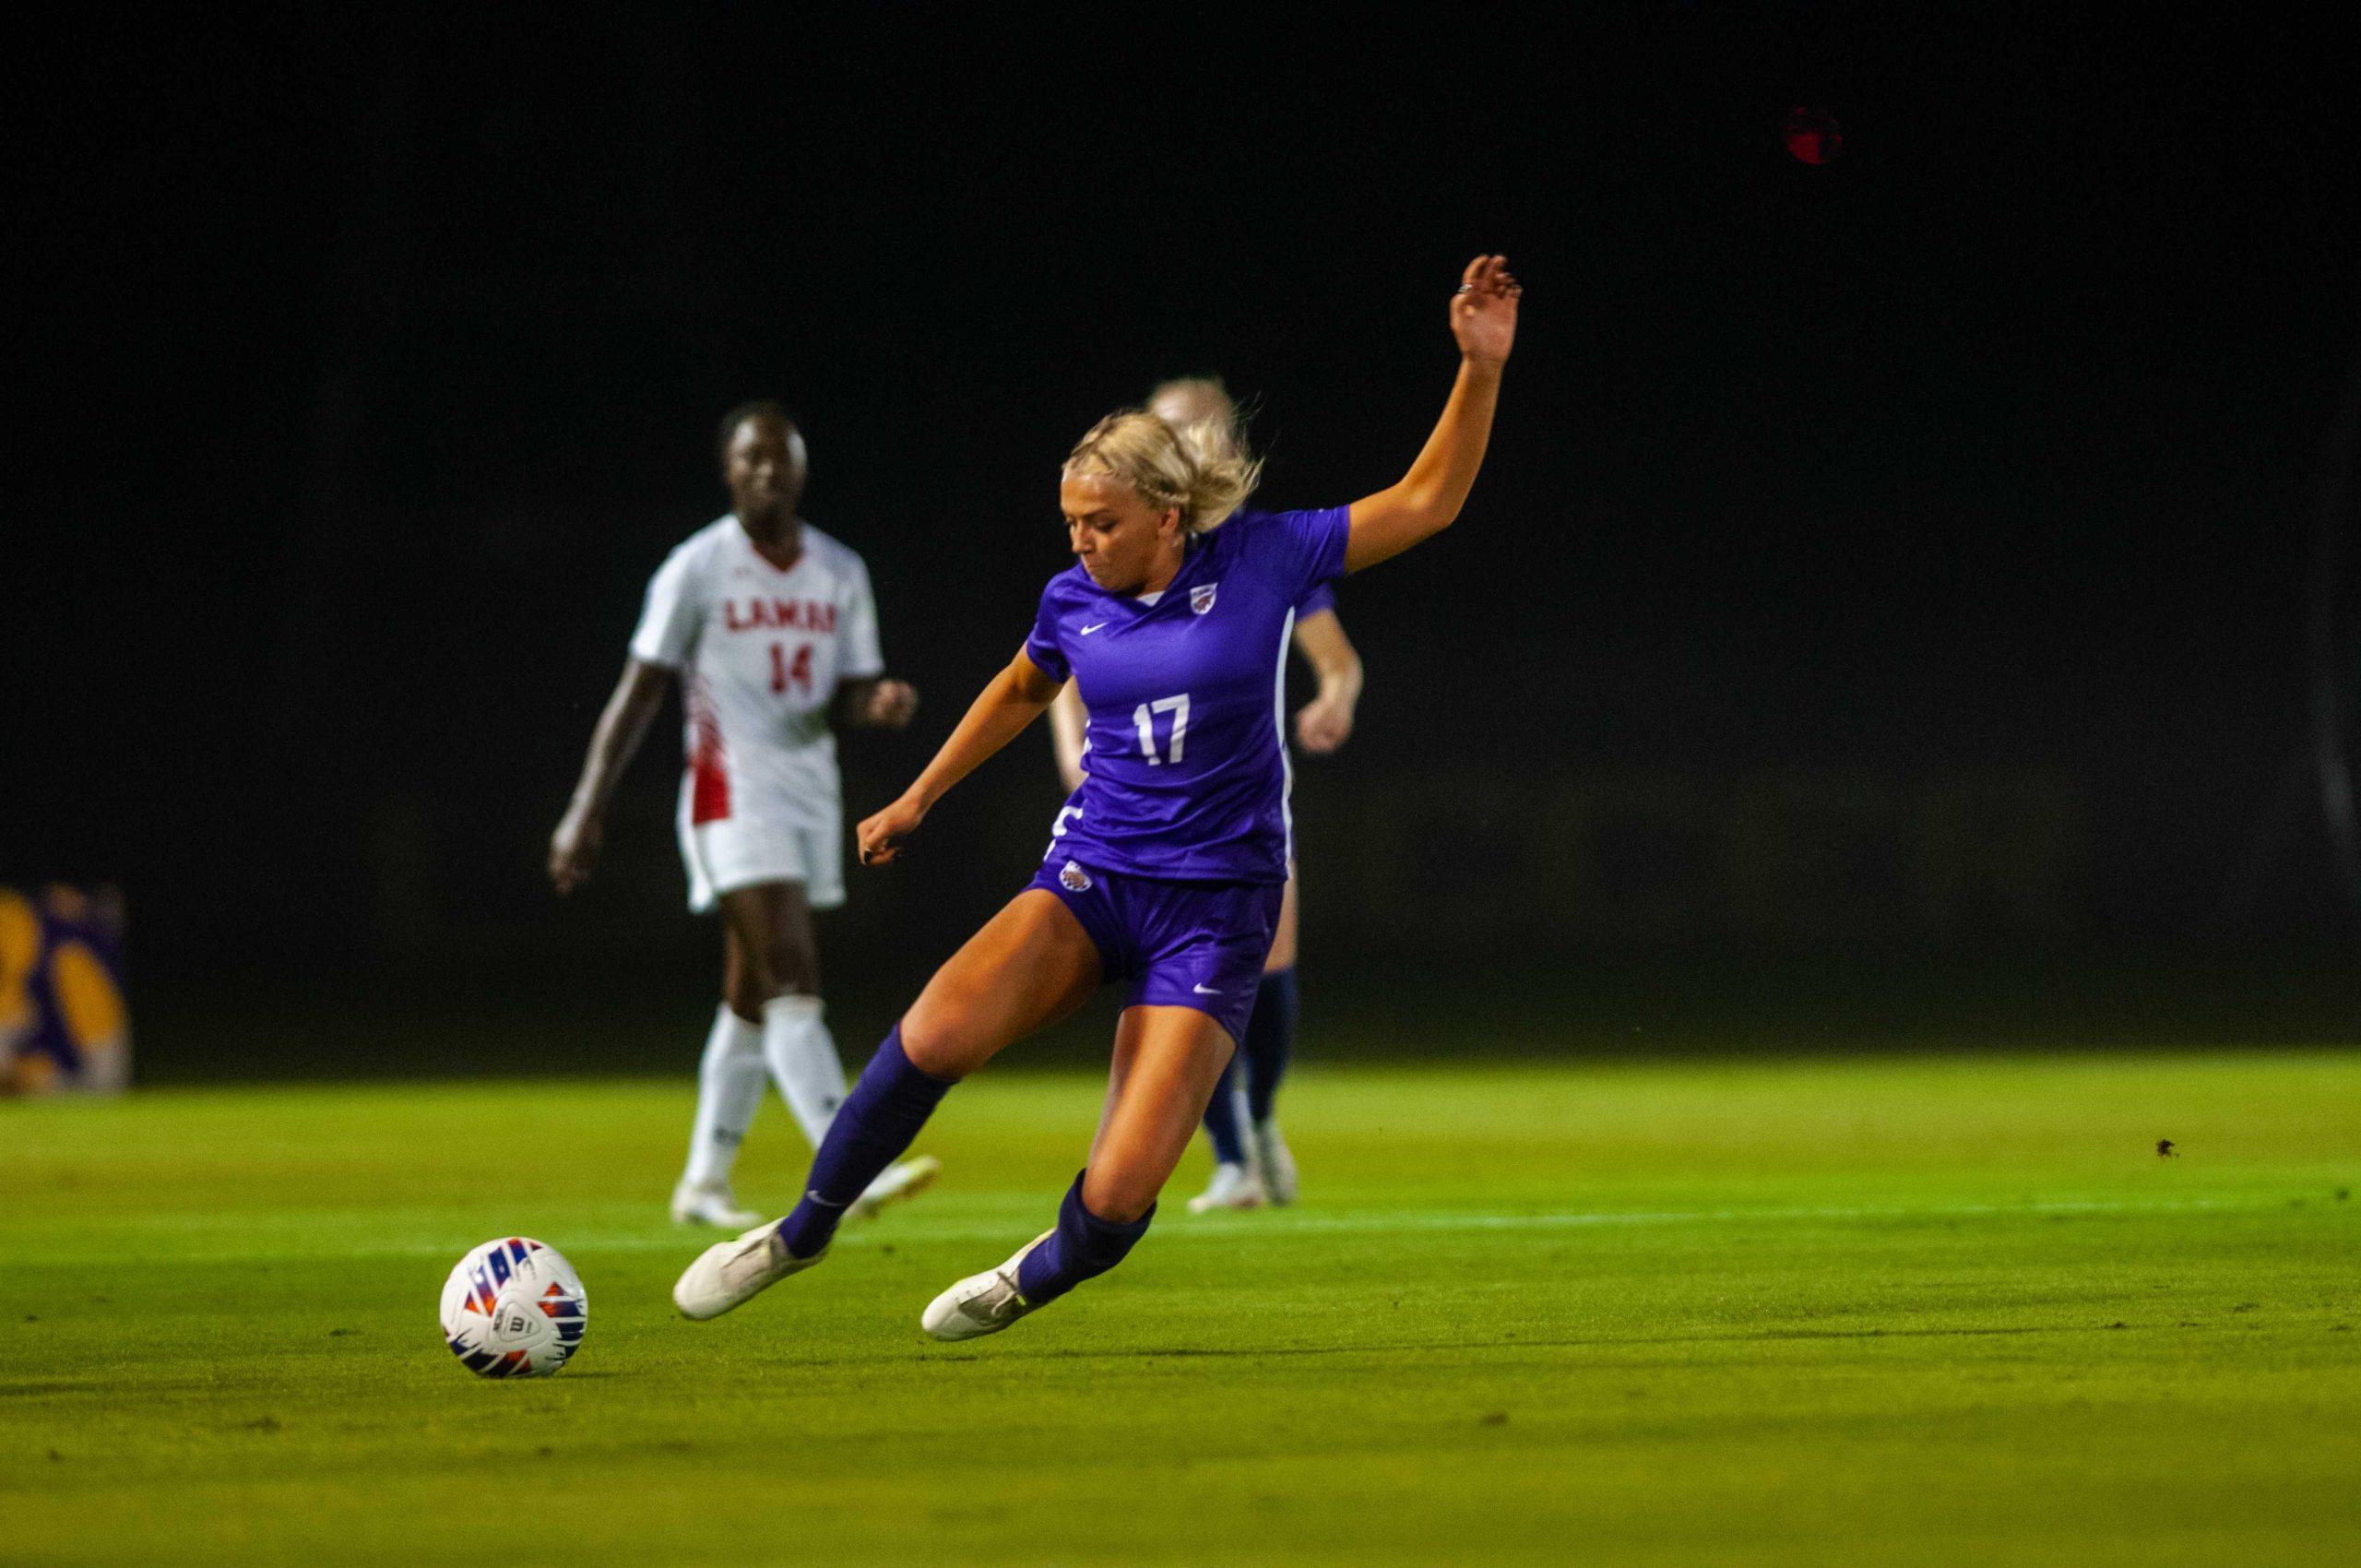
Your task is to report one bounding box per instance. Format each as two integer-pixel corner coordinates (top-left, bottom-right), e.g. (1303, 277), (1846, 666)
(0, 1193), (2305, 1267)
(3, 1051), (2356, 1566)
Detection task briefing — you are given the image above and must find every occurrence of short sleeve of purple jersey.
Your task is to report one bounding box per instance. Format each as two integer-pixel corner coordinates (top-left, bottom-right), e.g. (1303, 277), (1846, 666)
(1259, 505), (1352, 606)
(1297, 580), (1336, 617)
(1024, 581), (1071, 683)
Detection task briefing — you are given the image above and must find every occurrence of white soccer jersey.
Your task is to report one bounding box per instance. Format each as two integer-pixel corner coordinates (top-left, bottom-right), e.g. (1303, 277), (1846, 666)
(630, 516), (884, 832)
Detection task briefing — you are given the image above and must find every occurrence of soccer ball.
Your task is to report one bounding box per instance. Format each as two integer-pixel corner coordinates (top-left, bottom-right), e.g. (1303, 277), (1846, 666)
(438, 1237), (588, 1379)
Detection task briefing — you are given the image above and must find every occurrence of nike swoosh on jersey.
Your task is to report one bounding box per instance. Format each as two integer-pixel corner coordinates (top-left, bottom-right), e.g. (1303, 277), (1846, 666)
(1080, 623), (1109, 635)
(1192, 983), (1221, 994)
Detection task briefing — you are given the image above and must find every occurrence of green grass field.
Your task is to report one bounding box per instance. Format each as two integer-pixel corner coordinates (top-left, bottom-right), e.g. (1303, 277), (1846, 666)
(5, 1051), (2357, 1565)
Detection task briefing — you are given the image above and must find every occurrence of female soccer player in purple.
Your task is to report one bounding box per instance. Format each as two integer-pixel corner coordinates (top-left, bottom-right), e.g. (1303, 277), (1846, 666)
(674, 255), (1521, 1339)
(1051, 376), (1364, 1214)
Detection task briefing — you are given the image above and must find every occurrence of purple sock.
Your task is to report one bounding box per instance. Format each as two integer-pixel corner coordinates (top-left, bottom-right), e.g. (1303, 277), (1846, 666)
(775, 1027), (953, 1259)
(1014, 1170), (1156, 1304)
(1199, 1054), (1250, 1165)
(1242, 968), (1298, 1123)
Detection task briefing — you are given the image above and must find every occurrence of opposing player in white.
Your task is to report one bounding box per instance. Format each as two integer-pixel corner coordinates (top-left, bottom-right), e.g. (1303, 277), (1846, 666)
(551, 401), (940, 1228)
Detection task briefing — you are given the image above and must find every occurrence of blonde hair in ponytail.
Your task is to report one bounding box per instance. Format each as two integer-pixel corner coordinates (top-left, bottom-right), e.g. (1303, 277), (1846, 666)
(1064, 406), (1263, 535)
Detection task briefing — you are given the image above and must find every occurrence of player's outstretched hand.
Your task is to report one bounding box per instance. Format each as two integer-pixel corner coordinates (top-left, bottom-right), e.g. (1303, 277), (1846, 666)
(857, 793), (927, 866)
(548, 807), (602, 894)
(1294, 693), (1356, 754)
(1451, 254), (1521, 367)
(860, 678), (920, 729)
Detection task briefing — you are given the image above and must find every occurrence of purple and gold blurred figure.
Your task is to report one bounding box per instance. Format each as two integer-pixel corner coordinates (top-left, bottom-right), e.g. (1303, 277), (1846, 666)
(0, 885), (131, 1096)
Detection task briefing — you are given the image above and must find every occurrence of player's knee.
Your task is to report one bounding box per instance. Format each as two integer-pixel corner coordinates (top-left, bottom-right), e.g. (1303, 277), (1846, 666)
(736, 936), (819, 1004)
(896, 1015), (964, 1078)
(1079, 1167), (1157, 1225)
(764, 936), (819, 997)
(722, 975), (772, 1019)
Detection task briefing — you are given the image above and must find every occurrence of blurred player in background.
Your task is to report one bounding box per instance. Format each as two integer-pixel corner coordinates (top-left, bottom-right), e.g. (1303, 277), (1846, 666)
(0, 885), (131, 1096)
(550, 401), (940, 1228)
(1050, 376), (1363, 1213)
(675, 256), (1518, 1339)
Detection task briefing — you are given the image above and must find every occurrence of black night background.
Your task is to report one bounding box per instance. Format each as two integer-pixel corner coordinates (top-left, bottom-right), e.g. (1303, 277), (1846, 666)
(10, 6), (2356, 1075)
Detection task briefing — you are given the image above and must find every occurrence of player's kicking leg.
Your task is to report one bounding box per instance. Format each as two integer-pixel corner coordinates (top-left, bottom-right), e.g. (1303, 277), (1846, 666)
(922, 1003), (1228, 1340)
(674, 889), (1100, 1319)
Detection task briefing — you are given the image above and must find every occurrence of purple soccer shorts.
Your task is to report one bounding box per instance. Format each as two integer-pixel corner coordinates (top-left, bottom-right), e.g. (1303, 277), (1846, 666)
(1026, 857), (1284, 1045)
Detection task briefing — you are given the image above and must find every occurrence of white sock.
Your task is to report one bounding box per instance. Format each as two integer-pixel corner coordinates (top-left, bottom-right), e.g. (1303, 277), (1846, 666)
(761, 992), (849, 1149)
(683, 1005), (765, 1187)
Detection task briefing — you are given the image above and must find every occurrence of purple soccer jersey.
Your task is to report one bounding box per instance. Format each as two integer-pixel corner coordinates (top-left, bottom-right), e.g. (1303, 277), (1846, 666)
(1026, 505), (1351, 884)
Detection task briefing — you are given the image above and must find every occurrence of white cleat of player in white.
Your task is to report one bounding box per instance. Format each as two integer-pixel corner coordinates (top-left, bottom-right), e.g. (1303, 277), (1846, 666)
(920, 1232), (1054, 1341)
(1252, 1119), (1299, 1206)
(672, 1221), (825, 1320)
(1186, 1160), (1266, 1213)
(670, 1179), (765, 1229)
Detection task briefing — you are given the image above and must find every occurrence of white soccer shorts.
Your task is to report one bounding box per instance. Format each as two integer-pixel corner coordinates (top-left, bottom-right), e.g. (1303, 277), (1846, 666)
(675, 797), (847, 914)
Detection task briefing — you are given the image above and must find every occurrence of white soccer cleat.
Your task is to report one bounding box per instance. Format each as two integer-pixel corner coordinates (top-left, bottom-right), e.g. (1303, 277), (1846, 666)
(1252, 1120), (1299, 1206)
(920, 1231), (1053, 1342)
(671, 1220), (824, 1320)
(670, 1179), (765, 1229)
(1185, 1160), (1267, 1214)
(848, 1155), (942, 1223)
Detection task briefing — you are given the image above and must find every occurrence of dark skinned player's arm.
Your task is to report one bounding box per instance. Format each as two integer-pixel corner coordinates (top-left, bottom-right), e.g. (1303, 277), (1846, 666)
(832, 672), (920, 731)
(549, 658), (671, 892)
(835, 678), (881, 728)
(567, 658), (671, 815)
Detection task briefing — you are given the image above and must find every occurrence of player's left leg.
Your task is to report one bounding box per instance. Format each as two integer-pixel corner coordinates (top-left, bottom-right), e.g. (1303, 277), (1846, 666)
(672, 1007), (767, 1224)
(1243, 873), (1302, 1204)
(670, 915), (769, 1228)
(1189, 870), (1299, 1212)
(718, 877), (941, 1219)
(922, 1004), (1233, 1340)
(1188, 1060), (1262, 1212)
(717, 880), (840, 1140)
(673, 889), (1103, 1321)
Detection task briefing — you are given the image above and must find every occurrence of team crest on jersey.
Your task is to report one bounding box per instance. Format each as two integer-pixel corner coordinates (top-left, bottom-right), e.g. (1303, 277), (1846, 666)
(1059, 861), (1093, 893)
(1190, 583), (1218, 615)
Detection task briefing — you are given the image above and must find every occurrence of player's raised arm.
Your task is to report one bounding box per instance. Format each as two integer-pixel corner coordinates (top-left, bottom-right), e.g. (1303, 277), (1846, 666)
(1343, 255), (1522, 574)
(550, 657), (672, 893)
(858, 648), (1063, 865)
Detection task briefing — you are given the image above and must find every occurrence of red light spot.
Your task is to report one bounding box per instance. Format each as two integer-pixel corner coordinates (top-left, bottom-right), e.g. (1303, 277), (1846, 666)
(1784, 106), (1842, 165)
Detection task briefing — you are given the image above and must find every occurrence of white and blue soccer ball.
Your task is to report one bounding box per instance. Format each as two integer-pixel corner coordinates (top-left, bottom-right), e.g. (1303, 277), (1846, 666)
(438, 1237), (588, 1379)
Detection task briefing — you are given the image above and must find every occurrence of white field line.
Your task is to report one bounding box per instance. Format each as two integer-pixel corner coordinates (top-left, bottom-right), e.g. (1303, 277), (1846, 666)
(3, 1194), (2298, 1267)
